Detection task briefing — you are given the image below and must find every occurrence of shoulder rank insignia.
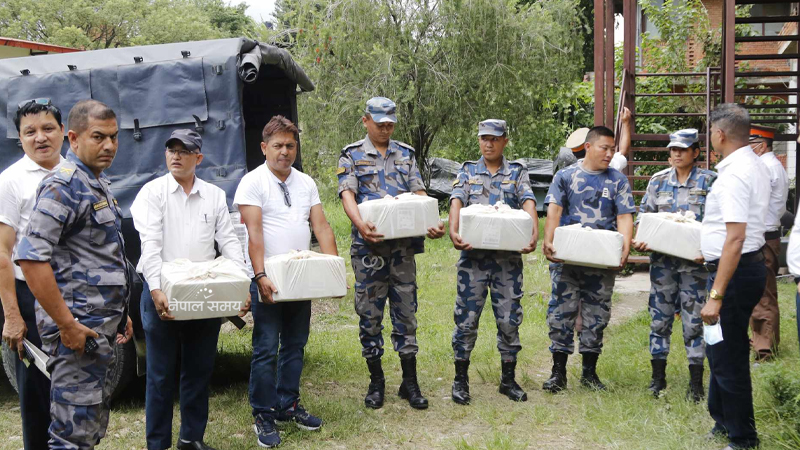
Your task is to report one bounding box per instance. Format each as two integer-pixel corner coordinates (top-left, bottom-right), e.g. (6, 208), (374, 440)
(113, 199), (118, 206)
(59, 167), (74, 175)
(336, 167), (347, 175)
(93, 200), (109, 211)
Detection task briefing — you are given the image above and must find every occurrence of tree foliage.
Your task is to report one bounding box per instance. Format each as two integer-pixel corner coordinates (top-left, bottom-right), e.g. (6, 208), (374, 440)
(0, 0), (258, 49)
(269, 0), (586, 177)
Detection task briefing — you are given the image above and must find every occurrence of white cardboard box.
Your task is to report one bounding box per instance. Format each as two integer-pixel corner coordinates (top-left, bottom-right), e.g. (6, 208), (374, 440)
(161, 257), (251, 320)
(459, 203), (533, 251)
(357, 193), (440, 240)
(264, 250), (347, 302)
(635, 212), (702, 261)
(553, 224), (623, 268)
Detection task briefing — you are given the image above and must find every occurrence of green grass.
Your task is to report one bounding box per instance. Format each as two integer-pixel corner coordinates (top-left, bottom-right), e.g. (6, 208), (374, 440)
(1, 194), (799, 449)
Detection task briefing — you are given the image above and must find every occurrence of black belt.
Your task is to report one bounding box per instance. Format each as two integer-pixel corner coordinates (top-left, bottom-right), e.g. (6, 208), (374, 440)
(765, 230), (781, 241)
(704, 248), (765, 272)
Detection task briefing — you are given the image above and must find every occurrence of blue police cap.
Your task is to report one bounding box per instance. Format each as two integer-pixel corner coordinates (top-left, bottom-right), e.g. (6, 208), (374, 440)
(365, 97), (397, 123)
(478, 119), (507, 137)
(667, 128), (699, 149)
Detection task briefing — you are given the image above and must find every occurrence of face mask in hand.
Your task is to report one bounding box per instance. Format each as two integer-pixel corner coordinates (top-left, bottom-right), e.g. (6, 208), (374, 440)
(704, 322), (724, 346)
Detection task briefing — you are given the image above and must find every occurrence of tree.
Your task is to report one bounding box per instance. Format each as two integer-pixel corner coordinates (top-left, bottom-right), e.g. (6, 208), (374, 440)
(268, 0), (586, 178)
(0, 0), (258, 49)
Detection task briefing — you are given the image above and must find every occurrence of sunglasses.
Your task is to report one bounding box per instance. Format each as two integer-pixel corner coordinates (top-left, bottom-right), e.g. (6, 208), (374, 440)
(17, 98), (52, 109)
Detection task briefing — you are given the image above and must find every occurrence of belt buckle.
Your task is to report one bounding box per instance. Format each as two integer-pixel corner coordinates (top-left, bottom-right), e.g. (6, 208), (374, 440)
(704, 262), (717, 272)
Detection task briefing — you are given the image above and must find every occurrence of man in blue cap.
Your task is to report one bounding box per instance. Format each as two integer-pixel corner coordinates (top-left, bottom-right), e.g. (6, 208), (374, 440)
(337, 97), (445, 411)
(633, 128), (717, 401)
(448, 119), (538, 404)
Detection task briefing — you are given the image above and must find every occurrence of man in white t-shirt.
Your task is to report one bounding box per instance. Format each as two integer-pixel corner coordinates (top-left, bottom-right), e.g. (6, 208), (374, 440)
(700, 104), (770, 450)
(747, 125), (789, 361)
(0, 99), (65, 449)
(131, 129), (249, 450)
(234, 115), (339, 449)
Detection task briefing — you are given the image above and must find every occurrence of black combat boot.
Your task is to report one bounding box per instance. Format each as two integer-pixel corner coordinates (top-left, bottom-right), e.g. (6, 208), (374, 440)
(364, 357), (385, 409)
(687, 364), (705, 403)
(542, 352), (568, 393)
(649, 359), (667, 398)
(452, 360), (471, 405)
(580, 352), (606, 391)
(398, 356), (428, 410)
(498, 360), (528, 402)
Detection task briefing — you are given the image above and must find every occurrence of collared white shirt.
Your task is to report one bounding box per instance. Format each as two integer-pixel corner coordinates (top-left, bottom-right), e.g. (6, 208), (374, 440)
(701, 145), (771, 261)
(0, 154), (63, 280)
(131, 173), (246, 291)
(233, 164), (322, 264)
(787, 217), (800, 276)
(577, 153), (627, 172)
(760, 151), (789, 232)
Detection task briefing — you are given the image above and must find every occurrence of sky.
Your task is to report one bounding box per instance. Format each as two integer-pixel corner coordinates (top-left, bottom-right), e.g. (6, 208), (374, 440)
(243, 0), (277, 22)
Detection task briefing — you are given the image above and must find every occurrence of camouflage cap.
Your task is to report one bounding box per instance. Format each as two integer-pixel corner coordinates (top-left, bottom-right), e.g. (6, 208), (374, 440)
(477, 119), (507, 137)
(165, 129), (202, 152)
(667, 128), (699, 149)
(365, 97), (397, 123)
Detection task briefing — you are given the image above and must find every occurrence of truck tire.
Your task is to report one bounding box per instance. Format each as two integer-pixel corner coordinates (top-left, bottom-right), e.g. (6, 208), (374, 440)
(0, 338), (136, 403)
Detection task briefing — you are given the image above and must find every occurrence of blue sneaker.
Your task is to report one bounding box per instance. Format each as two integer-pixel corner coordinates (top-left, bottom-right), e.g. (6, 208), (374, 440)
(276, 402), (323, 431)
(253, 414), (281, 448)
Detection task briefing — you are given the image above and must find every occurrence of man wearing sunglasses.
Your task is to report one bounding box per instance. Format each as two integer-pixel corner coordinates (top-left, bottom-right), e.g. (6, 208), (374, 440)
(130, 129), (249, 450)
(15, 99), (133, 450)
(0, 98), (64, 449)
(235, 115), (339, 448)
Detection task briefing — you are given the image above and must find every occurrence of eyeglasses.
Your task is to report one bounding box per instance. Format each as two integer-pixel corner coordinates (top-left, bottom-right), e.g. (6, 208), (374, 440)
(17, 98), (52, 109)
(278, 182), (291, 207)
(166, 147), (199, 157)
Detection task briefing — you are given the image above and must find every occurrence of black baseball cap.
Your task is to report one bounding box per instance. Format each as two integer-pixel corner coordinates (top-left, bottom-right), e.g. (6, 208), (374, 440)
(165, 129), (202, 152)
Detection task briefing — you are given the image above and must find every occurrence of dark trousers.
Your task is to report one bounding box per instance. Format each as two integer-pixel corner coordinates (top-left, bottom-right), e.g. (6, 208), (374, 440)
(141, 281), (221, 450)
(706, 253), (766, 449)
(12, 279), (51, 450)
(248, 282), (311, 417)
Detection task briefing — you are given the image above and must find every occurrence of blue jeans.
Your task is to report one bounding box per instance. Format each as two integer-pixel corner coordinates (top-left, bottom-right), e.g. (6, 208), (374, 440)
(141, 281), (221, 450)
(706, 253), (766, 449)
(248, 282), (311, 417)
(13, 279), (51, 450)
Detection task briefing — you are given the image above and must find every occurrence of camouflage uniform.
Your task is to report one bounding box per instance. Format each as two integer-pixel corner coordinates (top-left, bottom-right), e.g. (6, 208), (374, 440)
(450, 156), (535, 362)
(14, 151), (128, 450)
(545, 163), (635, 354)
(640, 166), (717, 365)
(338, 135), (426, 359)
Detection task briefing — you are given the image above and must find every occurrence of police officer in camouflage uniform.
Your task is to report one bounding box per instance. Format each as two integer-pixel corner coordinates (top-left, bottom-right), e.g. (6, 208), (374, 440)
(15, 100), (131, 450)
(448, 119), (538, 405)
(542, 126), (635, 393)
(338, 97), (445, 410)
(633, 129), (716, 401)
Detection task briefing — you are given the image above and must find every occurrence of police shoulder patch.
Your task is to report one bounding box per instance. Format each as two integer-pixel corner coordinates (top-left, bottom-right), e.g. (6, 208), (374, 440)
(51, 161), (77, 185)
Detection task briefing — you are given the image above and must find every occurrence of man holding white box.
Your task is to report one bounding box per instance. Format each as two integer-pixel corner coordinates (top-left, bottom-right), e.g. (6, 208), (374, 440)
(131, 129), (249, 450)
(448, 119), (538, 405)
(632, 128), (717, 400)
(748, 125), (788, 362)
(235, 116), (339, 448)
(542, 126), (635, 393)
(699, 104), (770, 450)
(337, 97), (445, 411)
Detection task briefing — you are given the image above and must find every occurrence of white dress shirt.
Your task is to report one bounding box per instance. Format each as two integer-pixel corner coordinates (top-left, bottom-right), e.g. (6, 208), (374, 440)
(233, 164), (322, 263)
(131, 173), (246, 291)
(787, 217), (800, 276)
(0, 154), (63, 280)
(760, 151), (789, 232)
(701, 145), (771, 261)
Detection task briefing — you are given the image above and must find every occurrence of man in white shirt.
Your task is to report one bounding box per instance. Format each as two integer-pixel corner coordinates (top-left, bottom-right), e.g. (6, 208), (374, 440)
(131, 129), (249, 450)
(700, 104), (770, 450)
(0, 98), (64, 450)
(234, 115), (339, 449)
(747, 125), (788, 361)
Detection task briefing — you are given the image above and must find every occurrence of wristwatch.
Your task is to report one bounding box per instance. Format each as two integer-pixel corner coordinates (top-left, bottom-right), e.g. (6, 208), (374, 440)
(708, 289), (723, 301)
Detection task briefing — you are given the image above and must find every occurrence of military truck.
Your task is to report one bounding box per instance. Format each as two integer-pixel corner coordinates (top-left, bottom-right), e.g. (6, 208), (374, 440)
(0, 37), (314, 399)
